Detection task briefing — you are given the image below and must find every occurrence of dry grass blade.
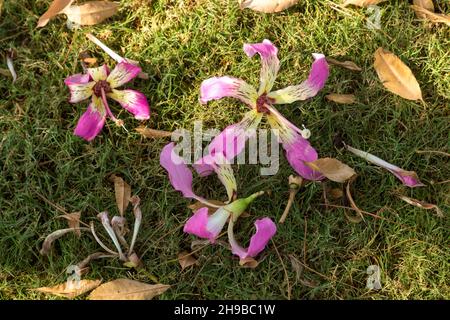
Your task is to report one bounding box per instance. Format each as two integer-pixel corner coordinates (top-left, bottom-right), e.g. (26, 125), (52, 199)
(135, 127), (173, 138)
(344, 176), (364, 223)
(326, 58), (362, 71)
(343, 0), (386, 7)
(6, 49), (17, 83)
(34, 279), (102, 299)
(37, 0), (74, 27)
(325, 93), (356, 104)
(306, 158), (356, 183)
(178, 251), (198, 270)
(58, 212), (81, 237)
(374, 48), (423, 101)
(63, 1), (119, 26)
(397, 195), (444, 218)
(411, 5), (450, 26)
(88, 279), (170, 300)
(239, 0), (298, 13)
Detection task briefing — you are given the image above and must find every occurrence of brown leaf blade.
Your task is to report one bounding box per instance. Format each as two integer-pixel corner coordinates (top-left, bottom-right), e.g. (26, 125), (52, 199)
(343, 0), (386, 7)
(397, 195), (444, 217)
(345, 176), (364, 223)
(306, 158), (356, 183)
(178, 251), (198, 270)
(374, 48), (423, 101)
(411, 5), (450, 26)
(110, 175), (131, 217)
(63, 1), (119, 26)
(88, 279), (170, 300)
(58, 212), (81, 237)
(325, 93), (356, 104)
(135, 127), (172, 138)
(35, 280), (101, 299)
(240, 0), (298, 13)
(326, 58), (362, 71)
(37, 0), (74, 27)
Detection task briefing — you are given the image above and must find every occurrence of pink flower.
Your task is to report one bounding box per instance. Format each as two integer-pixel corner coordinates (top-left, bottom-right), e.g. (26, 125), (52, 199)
(160, 142), (277, 262)
(64, 62), (150, 141)
(197, 40), (329, 180)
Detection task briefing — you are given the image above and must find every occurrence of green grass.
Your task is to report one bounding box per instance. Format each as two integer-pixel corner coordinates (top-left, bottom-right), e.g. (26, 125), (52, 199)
(0, 0), (449, 300)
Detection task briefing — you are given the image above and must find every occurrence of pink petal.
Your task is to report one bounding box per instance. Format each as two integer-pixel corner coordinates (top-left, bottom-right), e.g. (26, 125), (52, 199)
(64, 73), (94, 103)
(268, 53), (329, 104)
(87, 65), (109, 81)
(160, 142), (196, 199)
(200, 76), (257, 107)
(184, 207), (230, 243)
(108, 89), (150, 120)
(107, 61), (141, 88)
(390, 170), (425, 188)
(74, 104), (106, 141)
(243, 39), (280, 94)
(285, 151), (324, 181)
(229, 218), (277, 260)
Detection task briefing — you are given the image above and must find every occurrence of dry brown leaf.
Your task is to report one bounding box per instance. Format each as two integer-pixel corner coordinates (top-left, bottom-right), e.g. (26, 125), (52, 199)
(58, 212), (81, 237)
(397, 195), (444, 217)
(326, 58), (362, 71)
(37, 0), (74, 27)
(239, 0), (298, 13)
(40, 228), (77, 255)
(178, 251), (198, 270)
(374, 48), (423, 101)
(110, 174), (131, 217)
(306, 158), (356, 183)
(413, 0), (434, 14)
(63, 1), (119, 26)
(325, 93), (356, 104)
(239, 257), (259, 268)
(343, 0), (386, 7)
(329, 188), (344, 200)
(88, 279), (170, 300)
(411, 5), (450, 26)
(34, 279), (101, 299)
(345, 176), (364, 223)
(135, 127), (172, 138)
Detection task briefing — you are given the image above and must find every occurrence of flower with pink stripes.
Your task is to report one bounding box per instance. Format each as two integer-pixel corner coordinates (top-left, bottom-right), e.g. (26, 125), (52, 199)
(64, 62), (150, 141)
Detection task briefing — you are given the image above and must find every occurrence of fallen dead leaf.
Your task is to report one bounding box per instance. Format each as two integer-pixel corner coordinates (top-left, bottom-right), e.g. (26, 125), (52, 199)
(88, 279), (170, 300)
(178, 251), (198, 270)
(34, 279), (101, 299)
(58, 212), (81, 237)
(306, 158), (356, 183)
(329, 188), (344, 200)
(326, 57), (362, 71)
(109, 174), (131, 217)
(411, 5), (450, 26)
(63, 1), (119, 26)
(343, 0), (386, 7)
(374, 48), (423, 101)
(413, 0), (434, 17)
(37, 0), (74, 27)
(135, 127), (172, 138)
(239, 257), (259, 268)
(397, 194), (444, 217)
(239, 0), (298, 13)
(325, 93), (356, 104)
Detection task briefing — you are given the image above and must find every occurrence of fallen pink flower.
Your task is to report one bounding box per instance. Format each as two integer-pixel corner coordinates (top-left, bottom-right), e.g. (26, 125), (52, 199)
(197, 40), (329, 180)
(64, 62), (150, 141)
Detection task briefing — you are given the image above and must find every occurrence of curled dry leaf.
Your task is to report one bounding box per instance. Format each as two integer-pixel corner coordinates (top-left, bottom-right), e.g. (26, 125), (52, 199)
(40, 228), (85, 255)
(239, 0), (298, 13)
(34, 279), (102, 299)
(306, 158), (356, 183)
(344, 175), (364, 223)
(326, 58), (362, 71)
(109, 174), (131, 217)
(178, 251), (198, 270)
(58, 212), (81, 237)
(37, 0), (74, 27)
(397, 195), (444, 218)
(239, 257), (259, 268)
(411, 5), (450, 26)
(135, 127), (173, 138)
(63, 1), (119, 26)
(342, 0), (386, 7)
(88, 279), (170, 300)
(325, 93), (356, 104)
(374, 48), (423, 101)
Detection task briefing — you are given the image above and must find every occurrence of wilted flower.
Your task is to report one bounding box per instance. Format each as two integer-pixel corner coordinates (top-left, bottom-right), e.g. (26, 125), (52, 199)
(160, 142), (276, 263)
(64, 62), (150, 141)
(196, 40), (329, 180)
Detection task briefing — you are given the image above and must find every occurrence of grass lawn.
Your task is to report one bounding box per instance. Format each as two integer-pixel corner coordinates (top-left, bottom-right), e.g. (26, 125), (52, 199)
(0, 0), (449, 299)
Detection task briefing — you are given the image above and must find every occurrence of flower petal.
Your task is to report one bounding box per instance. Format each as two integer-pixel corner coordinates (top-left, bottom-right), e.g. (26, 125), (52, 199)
(64, 74), (94, 103)
(87, 65), (109, 81)
(184, 207), (231, 243)
(200, 76), (258, 107)
(194, 110), (263, 176)
(244, 39), (280, 95)
(228, 217), (277, 260)
(268, 53), (329, 104)
(74, 103), (106, 141)
(346, 145), (425, 188)
(213, 153), (237, 203)
(108, 89), (150, 120)
(107, 61), (141, 88)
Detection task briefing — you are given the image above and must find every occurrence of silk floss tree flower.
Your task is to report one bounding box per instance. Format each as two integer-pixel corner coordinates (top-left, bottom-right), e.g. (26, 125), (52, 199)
(64, 61), (150, 141)
(160, 142), (277, 264)
(196, 39), (329, 180)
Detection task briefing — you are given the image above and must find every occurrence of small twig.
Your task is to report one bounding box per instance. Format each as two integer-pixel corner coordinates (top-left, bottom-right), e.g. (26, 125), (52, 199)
(279, 176), (303, 224)
(416, 150), (450, 157)
(272, 240), (291, 300)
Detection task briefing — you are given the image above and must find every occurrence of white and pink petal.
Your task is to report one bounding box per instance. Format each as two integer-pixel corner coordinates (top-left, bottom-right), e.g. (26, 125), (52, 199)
(64, 74), (94, 103)
(200, 76), (258, 108)
(107, 61), (141, 88)
(108, 89), (150, 120)
(87, 64), (109, 81)
(74, 103), (106, 142)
